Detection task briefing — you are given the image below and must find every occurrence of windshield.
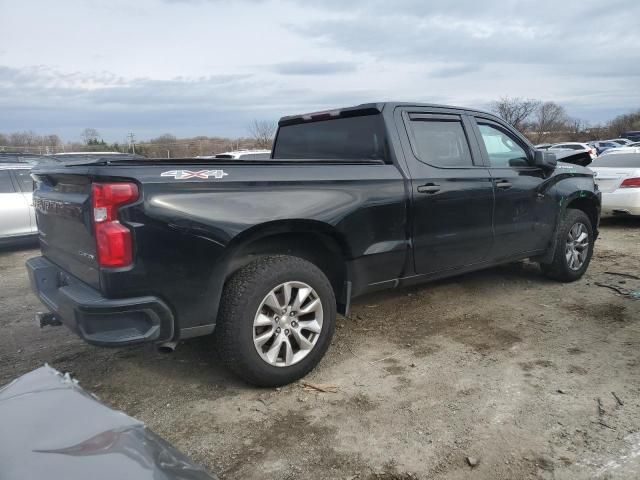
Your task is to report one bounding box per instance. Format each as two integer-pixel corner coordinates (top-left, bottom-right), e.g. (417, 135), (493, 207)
(591, 153), (640, 168)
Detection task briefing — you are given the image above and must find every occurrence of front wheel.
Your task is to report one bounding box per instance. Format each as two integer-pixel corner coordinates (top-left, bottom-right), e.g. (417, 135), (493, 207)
(214, 255), (336, 387)
(540, 208), (594, 282)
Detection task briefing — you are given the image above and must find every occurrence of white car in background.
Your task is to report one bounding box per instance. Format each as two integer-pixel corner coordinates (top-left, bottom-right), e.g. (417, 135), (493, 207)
(0, 163), (38, 244)
(599, 146), (640, 156)
(550, 142), (597, 160)
(590, 152), (640, 216)
(196, 149), (271, 160)
(609, 138), (634, 146)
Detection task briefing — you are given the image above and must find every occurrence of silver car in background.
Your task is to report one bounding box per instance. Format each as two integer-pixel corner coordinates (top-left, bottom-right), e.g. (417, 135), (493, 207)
(0, 163), (38, 244)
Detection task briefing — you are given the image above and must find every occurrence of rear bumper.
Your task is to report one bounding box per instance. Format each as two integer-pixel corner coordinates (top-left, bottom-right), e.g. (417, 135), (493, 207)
(26, 256), (174, 347)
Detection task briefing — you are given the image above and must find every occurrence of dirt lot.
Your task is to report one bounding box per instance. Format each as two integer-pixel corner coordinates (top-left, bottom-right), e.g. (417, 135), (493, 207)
(1, 218), (639, 480)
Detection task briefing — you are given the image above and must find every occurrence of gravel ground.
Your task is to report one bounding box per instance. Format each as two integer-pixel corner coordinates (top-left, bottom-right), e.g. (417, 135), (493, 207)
(1, 218), (639, 480)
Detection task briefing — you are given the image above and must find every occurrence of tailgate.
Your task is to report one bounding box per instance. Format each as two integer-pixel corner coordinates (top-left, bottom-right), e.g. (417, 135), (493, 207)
(32, 173), (100, 288)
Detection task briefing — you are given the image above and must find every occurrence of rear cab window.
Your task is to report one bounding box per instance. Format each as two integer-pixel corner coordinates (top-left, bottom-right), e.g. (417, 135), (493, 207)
(272, 114), (388, 161)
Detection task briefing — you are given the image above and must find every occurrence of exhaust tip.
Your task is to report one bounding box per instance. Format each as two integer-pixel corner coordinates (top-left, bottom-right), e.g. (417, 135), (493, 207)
(157, 341), (178, 354)
(36, 312), (62, 328)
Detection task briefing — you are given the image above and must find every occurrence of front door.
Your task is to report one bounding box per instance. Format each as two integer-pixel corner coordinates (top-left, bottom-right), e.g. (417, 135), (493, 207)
(471, 119), (556, 259)
(399, 111), (494, 274)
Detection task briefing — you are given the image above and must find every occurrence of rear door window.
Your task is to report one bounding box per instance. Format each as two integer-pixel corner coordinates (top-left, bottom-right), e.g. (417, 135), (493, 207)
(477, 123), (530, 168)
(0, 171), (15, 193)
(408, 118), (473, 168)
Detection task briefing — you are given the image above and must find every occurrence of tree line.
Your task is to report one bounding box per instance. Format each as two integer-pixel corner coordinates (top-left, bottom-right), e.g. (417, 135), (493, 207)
(0, 121), (278, 157)
(2, 105), (639, 156)
(490, 97), (640, 144)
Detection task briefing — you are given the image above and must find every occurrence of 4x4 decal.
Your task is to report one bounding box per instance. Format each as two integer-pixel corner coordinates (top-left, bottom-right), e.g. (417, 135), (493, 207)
(160, 169), (228, 180)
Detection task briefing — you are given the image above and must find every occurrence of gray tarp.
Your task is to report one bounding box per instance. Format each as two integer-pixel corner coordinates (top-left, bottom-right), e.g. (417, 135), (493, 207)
(0, 365), (217, 480)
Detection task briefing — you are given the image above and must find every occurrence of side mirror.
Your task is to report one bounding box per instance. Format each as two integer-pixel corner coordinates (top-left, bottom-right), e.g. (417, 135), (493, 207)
(533, 150), (557, 171)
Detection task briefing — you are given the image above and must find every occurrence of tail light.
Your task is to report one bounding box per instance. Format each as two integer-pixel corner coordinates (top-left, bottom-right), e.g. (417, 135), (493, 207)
(620, 177), (640, 188)
(92, 182), (139, 267)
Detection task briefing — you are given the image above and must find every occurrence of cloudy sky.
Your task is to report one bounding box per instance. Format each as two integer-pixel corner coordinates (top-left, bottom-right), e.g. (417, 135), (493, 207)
(1, 0), (639, 142)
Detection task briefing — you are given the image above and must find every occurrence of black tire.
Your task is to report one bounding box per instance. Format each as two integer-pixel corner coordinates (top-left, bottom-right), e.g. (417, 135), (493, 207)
(214, 255), (336, 387)
(540, 208), (594, 282)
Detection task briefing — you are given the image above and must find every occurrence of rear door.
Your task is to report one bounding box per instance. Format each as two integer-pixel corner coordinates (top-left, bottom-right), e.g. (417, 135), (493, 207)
(0, 169), (32, 238)
(471, 117), (556, 258)
(397, 109), (494, 273)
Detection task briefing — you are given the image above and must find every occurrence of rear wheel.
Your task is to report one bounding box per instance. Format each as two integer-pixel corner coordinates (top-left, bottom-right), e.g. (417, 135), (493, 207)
(540, 208), (594, 282)
(214, 255), (336, 387)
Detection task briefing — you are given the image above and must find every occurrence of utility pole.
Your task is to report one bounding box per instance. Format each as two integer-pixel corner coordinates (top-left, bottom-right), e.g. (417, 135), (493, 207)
(127, 132), (136, 154)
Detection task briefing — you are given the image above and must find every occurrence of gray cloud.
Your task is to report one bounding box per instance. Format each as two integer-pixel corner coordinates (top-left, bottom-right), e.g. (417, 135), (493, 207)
(271, 61), (357, 76)
(0, 0), (638, 140)
(429, 64), (481, 79)
(287, 0), (640, 69)
(0, 65), (378, 140)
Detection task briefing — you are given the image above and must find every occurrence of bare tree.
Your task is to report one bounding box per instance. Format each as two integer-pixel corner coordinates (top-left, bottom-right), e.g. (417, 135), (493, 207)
(532, 102), (568, 143)
(248, 120), (277, 149)
(44, 134), (61, 147)
(81, 128), (101, 144)
(10, 130), (39, 146)
(566, 118), (587, 141)
(490, 97), (540, 133)
(608, 110), (640, 137)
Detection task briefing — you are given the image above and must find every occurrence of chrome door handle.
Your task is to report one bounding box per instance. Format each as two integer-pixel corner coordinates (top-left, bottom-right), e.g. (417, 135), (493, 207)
(495, 180), (512, 189)
(417, 184), (441, 194)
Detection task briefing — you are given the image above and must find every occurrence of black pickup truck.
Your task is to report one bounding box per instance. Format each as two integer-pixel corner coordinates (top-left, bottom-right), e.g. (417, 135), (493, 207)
(27, 102), (600, 386)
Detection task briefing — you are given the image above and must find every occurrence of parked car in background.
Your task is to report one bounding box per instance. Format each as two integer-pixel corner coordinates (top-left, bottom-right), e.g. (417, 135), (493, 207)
(622, 131), (640, 142)
(590, 152), (640, 216)
(0, 163), (37, 245)
(550, 142), (597, 160)
(534, 143), (553, 150)
(609, 138), (634, 146)
(589, 140), (622, 155)
(599, 146), (640, 156)
(197, 149), (272, 160)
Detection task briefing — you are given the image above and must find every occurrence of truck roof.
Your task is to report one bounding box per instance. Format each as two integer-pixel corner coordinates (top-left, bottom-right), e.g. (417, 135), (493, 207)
(278, 102), (495, 126)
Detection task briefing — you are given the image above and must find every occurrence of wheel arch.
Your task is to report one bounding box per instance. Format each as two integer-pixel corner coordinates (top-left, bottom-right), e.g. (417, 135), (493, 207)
(537, 190), (600, 265)
(564, 194), (600, 236)
(222, 220), (353, 314)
